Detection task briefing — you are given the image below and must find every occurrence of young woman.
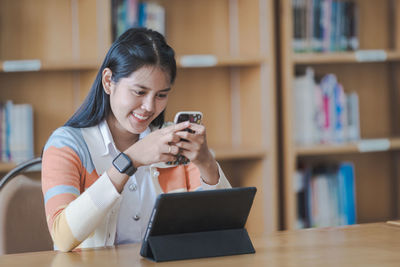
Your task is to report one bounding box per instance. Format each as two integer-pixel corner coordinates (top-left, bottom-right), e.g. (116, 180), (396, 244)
(41, 28), (231, 252)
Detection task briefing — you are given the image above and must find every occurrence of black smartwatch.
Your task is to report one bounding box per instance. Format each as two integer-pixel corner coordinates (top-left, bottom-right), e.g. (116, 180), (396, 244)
(112, 152), (137, 176)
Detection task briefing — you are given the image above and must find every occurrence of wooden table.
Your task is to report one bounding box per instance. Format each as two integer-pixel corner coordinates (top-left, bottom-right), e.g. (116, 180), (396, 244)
(1, 222), (400, 266)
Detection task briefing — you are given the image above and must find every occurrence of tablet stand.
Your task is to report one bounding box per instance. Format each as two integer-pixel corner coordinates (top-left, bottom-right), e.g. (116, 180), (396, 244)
(143, 228), (255, 262)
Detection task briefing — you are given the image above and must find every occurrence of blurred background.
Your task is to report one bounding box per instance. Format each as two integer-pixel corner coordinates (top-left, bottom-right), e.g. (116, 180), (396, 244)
(1, 0), (399, 236)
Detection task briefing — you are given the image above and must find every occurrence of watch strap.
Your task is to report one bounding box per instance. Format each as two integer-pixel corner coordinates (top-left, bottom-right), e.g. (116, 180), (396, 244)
(125, 163), (136, 176)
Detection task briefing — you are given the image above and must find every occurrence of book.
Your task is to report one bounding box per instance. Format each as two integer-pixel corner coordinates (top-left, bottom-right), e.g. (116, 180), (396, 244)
(293, 67), (317, 145)
(293, 0), (359, 53)
(4, 101), (12, 162)
(320, 73), (337, 143)
(347, 1), (359, 50)
(127, 0), (139, 28)
(293, 0), (305, 52)
(338, 162), (356, 225)
(294, 169), (307, 229)
(312, 0), (323, 51)
(333, 82), (346, 143)
(297, 162), (357, 228)
(116, 0), (128, 38)
(346, 92), (360, 141)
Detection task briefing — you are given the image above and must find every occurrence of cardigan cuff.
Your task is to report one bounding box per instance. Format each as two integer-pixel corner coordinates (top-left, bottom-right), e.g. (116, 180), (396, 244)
(86, 172), (121, 210)
(200, 162), (232, 190)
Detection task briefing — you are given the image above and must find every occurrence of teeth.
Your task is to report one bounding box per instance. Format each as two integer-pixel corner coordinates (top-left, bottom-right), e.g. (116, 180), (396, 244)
(133, 112), (149, 120)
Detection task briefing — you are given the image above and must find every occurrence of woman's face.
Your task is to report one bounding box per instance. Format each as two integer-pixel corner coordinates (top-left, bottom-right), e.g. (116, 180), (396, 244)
(105, 66), (171, 135)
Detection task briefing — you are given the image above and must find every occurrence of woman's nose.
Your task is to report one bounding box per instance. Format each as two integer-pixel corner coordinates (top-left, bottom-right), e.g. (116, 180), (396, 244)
(141, 95), (155, 112)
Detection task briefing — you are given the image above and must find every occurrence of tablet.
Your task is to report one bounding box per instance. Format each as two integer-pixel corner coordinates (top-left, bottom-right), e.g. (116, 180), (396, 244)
(140, 187), (257, 261)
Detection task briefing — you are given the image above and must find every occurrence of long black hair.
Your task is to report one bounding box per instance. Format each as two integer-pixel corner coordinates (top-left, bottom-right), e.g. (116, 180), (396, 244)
(65, 28), (176, 128)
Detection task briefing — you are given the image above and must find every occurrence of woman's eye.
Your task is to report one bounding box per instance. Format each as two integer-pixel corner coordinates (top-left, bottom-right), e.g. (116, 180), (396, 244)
(134, 90), (146, 96)
(157, 93), (168, 99)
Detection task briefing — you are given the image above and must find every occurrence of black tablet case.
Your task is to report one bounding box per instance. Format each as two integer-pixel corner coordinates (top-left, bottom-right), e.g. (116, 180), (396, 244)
(140, 187), (256, 262)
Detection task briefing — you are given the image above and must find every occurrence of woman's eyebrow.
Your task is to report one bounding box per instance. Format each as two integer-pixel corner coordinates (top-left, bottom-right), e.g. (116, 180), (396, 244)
(134, 84), (171, 92)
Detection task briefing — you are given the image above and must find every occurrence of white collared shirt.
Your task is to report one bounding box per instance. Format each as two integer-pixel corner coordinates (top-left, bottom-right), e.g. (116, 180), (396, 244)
(98, 121), (229, 245)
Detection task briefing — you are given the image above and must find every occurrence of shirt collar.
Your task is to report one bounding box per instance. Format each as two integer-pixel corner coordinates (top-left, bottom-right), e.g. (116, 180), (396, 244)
(99, 120), (152, 156)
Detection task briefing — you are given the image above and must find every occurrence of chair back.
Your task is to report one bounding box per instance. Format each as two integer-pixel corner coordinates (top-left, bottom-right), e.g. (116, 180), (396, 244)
(0, 157), (53, 254)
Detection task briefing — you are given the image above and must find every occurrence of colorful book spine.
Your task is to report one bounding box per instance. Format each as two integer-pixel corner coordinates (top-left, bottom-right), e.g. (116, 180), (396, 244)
(338, 162), (356, 225)
(4, 101), (12, 162)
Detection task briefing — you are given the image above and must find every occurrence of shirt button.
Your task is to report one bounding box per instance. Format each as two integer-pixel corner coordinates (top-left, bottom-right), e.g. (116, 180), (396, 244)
(128, 183), (137, 191)
(153, 171), (160, 177)
(133, 214), (141, 221)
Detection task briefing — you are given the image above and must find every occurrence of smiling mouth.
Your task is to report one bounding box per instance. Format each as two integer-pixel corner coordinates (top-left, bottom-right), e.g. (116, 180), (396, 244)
(132, 112), (151, 121)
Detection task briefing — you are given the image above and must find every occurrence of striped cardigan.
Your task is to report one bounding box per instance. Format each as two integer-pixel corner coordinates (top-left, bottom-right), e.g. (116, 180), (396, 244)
(41, 124), (231, 251)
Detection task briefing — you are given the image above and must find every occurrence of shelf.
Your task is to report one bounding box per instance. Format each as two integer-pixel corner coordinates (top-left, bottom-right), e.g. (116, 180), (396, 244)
(0, 60), (100, 72)
(0, 56), (267, 72)
(296, 142), (360, 156)
(177, 55), (267, 68)
(40, 61), (100, 71)
(212, 146), (267, 161)
(296, 137), (400, 156)
(293, 50), (400, 65)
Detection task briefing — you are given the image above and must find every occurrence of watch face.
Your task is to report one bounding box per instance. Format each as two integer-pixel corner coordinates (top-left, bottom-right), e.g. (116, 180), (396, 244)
(114, 153), (130, 172)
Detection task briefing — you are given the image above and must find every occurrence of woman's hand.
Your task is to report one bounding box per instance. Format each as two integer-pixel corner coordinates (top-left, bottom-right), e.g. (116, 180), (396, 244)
(125, 121), (190, 167)
(175, 123), (220, 185)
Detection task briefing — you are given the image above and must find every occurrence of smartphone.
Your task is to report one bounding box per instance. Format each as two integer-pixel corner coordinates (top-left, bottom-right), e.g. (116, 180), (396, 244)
(166, 111), (203, 165)
(174, 111), (203, 129)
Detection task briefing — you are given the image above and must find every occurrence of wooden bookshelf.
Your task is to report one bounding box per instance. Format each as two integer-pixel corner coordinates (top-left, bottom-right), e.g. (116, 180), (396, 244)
(279, 0), (400, 230)
(0, 0), (278, 234)
(161, 0), (278, 234)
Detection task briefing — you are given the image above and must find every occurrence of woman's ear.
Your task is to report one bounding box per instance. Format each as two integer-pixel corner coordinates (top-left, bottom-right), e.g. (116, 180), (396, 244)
(102, 68), (113, 95)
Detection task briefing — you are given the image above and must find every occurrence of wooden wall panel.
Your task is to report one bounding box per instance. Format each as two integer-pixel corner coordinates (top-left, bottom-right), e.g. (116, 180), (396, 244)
(355, 0), (390, 49)
(163, 0), (230, 55)
(239, 66), (263, 147)
(0, 0), (73, 60)
(165, 68), (232, 148)
(237, 0), (260, 56)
